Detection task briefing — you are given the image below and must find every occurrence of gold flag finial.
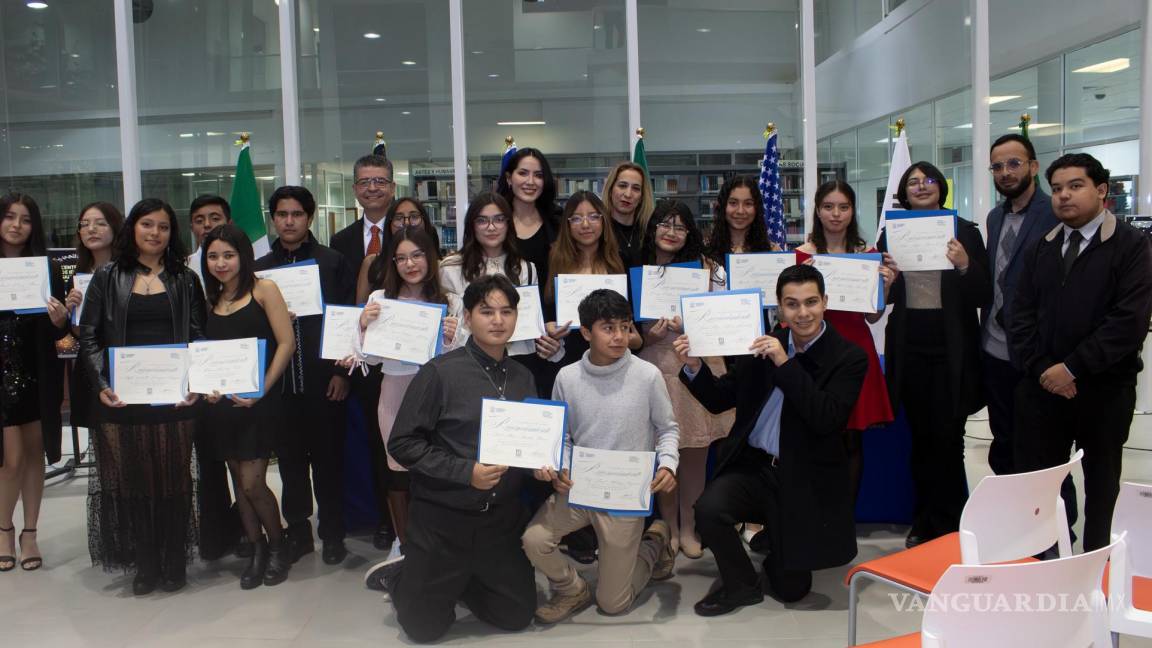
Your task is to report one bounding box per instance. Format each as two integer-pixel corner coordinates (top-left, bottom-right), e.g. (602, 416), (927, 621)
(763, 123), (777, 138)
(636, 127), (645, 139)
(895, 118), (905, 136)
(505, 135), (515, 147)
(1021, 113), (1032, 124)
(375, 130), (385, 141)
(235, 132), (250, 146)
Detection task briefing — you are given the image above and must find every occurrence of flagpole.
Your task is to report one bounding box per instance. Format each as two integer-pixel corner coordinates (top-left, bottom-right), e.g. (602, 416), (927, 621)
(800, 0), (818, 242)
(971, 0), (991, 234)
(1141, 0), (1152, 215)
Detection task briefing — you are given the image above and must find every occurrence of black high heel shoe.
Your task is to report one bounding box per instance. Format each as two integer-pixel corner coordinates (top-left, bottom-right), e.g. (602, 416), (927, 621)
(0, 526), (15, 572)
(19, 529), (42, 571)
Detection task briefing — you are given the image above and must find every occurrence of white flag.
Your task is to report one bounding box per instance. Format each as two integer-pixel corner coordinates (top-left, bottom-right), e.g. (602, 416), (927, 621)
(873, 130), (912, 246)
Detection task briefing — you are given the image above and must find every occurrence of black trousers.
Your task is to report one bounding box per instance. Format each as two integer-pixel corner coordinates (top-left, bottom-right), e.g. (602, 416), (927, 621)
(694, 449), (812, 603)
(392, 499), (535, 643)
(194, 423), (237, 558)
(354, 371), (394, 526)
(903, 350), (969, 538)
(276, 394), (347, 542)
(1013, 379), (1133, 551)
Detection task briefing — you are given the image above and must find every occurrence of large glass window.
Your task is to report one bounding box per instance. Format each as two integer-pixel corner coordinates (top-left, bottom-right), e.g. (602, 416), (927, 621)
(0, 0), (123, 244)
(1065, 28), (1141, 148)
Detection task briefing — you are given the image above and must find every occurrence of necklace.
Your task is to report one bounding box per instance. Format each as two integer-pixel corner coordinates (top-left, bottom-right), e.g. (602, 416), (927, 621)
(137, 270), (159, 295)
(467, 346), (508, 400)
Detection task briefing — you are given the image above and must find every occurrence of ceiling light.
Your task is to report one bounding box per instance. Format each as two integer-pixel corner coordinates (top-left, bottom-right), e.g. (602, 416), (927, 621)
(401, 111), (411, 115)
(205, 131), (225, 136)
(875, 138), (890, 144)
(178, 133), (195, 138)
(487, 73), (500, 78)
(1073, 58), (1130, 73)
(593, 25), (601, 30)
(181, 172), (196, 177)
(987, 95), (1021, 105)
(39, 84), (56, 89)
(26, 2), (48, 9)
(953, 123), (973, 129)
(471, 50), (484, 55)
(363, 32), (381, 39)
(497, 121), (546, 126)
(70, 53), (80, 59)
(1027, 104), (1038, 110)
(313, 27), (319, 32)
(696, 28), (711, 33)
(375, 97), (386, 102)
(402, 60), (416, 66)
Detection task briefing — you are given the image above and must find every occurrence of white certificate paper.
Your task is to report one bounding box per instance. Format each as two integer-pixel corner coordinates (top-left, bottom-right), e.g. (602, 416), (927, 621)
(0, 256), (51, 313)
(255, 260), (324, 317)
(72, 272), (94, 325)
(362, 298), (445, 365)
(639, 265), (710, 320)
(555, 274), (629, 329)
(477, 398), (566, 470)
(680, 289), (765, 357)
(509, 284), (546, 343)
(567, 446), (657, 515)
(187, 337), (261, 396)
(885, 211), (957, 272)
(110, 345), (190, 405)
(320, 304), (362, 361)
(810, 254), (883, 314)
(727, 253), (794, 307)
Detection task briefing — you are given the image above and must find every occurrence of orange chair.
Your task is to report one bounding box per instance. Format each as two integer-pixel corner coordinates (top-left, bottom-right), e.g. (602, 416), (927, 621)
(845, 450), (1081, 645)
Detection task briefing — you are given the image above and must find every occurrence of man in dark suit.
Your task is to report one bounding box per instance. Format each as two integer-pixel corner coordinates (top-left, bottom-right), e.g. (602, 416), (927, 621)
(673, 264), (867, 615)
(1010, 153), (1152, 551)
(329, 154), (397, 550)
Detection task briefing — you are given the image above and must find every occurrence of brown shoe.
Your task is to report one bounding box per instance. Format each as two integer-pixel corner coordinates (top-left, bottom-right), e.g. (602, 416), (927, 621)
(644, 520), (675, 581)
(534, 581), (593, 624)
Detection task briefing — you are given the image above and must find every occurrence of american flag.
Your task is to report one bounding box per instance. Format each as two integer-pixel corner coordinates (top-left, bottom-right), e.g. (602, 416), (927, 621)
(759, 131), (788, 249)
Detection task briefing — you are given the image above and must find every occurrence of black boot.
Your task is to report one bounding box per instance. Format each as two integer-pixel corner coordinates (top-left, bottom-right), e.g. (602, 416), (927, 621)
(240, 538), (269, 590)
(264, 535), (291, 586)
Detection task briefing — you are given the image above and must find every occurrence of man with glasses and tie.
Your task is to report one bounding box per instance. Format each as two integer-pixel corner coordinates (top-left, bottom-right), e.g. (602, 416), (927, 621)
(1009, 153), (1152, 551)
(331, 154), (399, 553)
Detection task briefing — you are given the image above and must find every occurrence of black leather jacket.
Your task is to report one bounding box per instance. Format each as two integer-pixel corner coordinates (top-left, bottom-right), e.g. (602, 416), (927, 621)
(77, 261), (206, 392)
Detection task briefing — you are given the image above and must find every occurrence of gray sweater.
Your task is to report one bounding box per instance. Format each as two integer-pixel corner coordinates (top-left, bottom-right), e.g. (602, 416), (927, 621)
(552, 350), (680, 473)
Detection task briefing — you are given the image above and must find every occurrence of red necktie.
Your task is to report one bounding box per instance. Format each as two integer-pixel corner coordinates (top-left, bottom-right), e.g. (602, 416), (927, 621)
(367, 224), (382, 256)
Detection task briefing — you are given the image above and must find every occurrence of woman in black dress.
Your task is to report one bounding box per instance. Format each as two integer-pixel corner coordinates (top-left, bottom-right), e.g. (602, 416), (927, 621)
(78, 198), (206, 594)
(497, 147), (559, 283)
(0, 193), (69, 572)
(201, 224), (296, 588)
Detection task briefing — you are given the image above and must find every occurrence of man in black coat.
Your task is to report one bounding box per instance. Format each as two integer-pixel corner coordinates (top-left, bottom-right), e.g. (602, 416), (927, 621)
(1009, 153), (1152, 551)
(255, 186), (357, 565)
(674, 264), (867, 616)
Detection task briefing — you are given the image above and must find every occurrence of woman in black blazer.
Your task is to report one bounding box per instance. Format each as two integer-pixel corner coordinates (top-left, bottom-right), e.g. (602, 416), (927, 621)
(881, 162), (991, 548)
(78, 198), (207, 595)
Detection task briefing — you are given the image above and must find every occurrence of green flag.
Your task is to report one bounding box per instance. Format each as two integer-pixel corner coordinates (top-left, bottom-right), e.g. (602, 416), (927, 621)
(1019, 115), (1042, 189)
(632, 135), (648, 176)
(230, 141), (269, 257)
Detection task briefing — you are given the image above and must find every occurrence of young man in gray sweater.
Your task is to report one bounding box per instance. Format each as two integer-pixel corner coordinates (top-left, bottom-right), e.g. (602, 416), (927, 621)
(522, 289), (679, 624)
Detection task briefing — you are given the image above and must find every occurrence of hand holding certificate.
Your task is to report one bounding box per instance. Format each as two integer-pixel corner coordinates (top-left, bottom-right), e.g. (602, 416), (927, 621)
(884, 210), (957, 272)
(71, 272), (94, 325)
(254, 260), (324, 316)
(187, 337), (263, 396)
(509, 285), (546, 342)
(555, 274), (628, 328)
(110, 345), (190, 405)
(680, 289), (765, 357)
(567, 446), (657, 515)
(727, 253), (794, 307)
(362, 297), (446, 365)
(320, 304), (362, 361)
(478, 398), (566, 470)
(810, 253), (883, 314)
(0, 256), (51, 313)
(638, 265), (710, 320)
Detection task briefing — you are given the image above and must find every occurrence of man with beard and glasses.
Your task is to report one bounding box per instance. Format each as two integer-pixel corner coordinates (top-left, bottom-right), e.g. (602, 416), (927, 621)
(981, 134), (1059, 478)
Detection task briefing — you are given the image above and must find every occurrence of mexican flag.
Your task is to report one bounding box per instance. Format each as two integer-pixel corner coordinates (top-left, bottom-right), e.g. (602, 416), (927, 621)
(230, 141), (270, 257)
(632, 133), (648, 176)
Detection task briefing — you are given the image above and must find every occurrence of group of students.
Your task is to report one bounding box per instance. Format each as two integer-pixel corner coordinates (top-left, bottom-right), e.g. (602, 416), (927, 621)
(0, 138), (1148, 640)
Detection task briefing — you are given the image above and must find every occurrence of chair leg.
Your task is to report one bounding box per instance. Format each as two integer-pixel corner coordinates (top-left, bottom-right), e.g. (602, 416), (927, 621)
(849, 574), (860, 645)
(1111, 631), (1120, 648)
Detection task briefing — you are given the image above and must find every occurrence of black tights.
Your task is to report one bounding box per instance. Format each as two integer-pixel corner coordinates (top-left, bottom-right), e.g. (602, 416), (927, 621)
(226, 459), (282, 543)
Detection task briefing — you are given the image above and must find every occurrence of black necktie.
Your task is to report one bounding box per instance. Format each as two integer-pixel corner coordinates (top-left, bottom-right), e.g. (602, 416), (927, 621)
(1062, 230), (1083, 278)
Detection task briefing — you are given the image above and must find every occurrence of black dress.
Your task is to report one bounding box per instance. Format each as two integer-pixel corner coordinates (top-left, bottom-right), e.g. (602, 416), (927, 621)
(0, 313), (41, 426)
(204, 298), (282, 461)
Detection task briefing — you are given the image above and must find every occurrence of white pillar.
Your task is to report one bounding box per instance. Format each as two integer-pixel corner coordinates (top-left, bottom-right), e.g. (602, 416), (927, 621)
(279, 0), (301, 185)
(112, 0), (141, 206)
(971, 0), (991, 232)
(626, 0), (641, 149)
(1140, 0), (1152, 215)
(449, 0), (469, 249)
(800, 0), (818, 239)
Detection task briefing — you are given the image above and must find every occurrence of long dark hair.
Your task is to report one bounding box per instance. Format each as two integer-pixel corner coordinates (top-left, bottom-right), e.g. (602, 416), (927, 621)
(896, 161), (949, 209)
(200, 223), (256, 307)
(74, 202), (124, 272)
(705, 175), (772, 262)
(112, 198), (189, 274)
(457, 191), (526, 284)
(368, 197), (440, 287)
(378, 226), (447, 305)
(0, 193), (48, 257)
(496, 147), (558, 226)
(810, 180), (866, 253)
(641, 200), (706, 266)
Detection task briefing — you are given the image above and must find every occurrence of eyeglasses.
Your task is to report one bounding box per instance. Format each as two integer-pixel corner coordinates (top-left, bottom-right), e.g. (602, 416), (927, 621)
(475, 215), (509, 229)
(656, 222), (688, 234)
(394, 214), (423, 225)
(355, 177), (395, 188)
(274, 210), (309, 219)
(989, 158), (1029, 174)
(567, 213), (603, 225)
(905, 177), (939, 189)
(394, 250), (427, 265)
(78, 219), (110, 230)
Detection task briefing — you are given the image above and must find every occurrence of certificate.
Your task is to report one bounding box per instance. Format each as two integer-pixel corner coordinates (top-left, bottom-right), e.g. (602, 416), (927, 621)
(187, 337), (264, 397)
(680, 289), (765, 357)
(362, 297), (446, 365)
(0, 256), (51, 313)
(554, 274), (629, 329)
(477, 398), (567, 470)
(810, 253), (883, 314)
(72, 272), (94, 325)
(109, 345), (190, 405)
(255, 259), (324, 317)
(567, 446), (656, 516)
(509, 284), (546, 342)
(637, 265), (710, 321)
(884, 210), (957, 272)
(320, 304), (362, 361)
(727, 252), (794, 307)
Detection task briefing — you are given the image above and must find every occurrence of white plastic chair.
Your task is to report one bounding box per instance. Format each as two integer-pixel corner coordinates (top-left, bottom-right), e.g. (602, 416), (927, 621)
(1109, 481), (1152, 645)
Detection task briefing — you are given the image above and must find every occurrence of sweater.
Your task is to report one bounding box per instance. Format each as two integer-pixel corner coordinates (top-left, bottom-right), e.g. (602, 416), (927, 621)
(552, 350), (680, 473)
